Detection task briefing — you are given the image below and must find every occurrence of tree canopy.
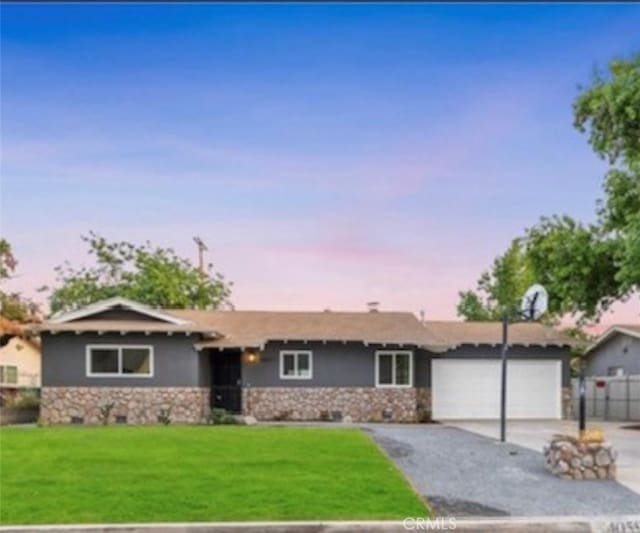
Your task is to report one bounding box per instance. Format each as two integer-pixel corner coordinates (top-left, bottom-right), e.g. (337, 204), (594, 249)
(0, 239), (41, 323)
(457, 239), (534, 321)
(47, 233), (232, 315)
(458, 53), (640, 323)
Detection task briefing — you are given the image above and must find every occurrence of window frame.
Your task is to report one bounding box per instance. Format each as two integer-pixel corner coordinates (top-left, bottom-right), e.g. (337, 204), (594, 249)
(279, 350), (313, 380)
(0, 365), (18, 385)
(86, 344), (154, 378)
(607, 366), (625, 377)
(375, 350), (413, 388)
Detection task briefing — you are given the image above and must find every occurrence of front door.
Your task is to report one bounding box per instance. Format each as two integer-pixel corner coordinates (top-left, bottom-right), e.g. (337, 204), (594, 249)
(211, 350), (242, 413)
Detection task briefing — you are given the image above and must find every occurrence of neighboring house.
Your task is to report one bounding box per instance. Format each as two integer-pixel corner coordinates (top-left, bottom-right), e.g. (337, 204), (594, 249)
(584, 325), (640, 377)
(0, 317), (41, 390)
(33, 297), (575, 424)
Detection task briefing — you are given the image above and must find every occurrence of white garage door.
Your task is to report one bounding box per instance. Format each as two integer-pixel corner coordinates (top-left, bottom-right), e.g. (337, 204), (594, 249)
(431, 359), (562, 419)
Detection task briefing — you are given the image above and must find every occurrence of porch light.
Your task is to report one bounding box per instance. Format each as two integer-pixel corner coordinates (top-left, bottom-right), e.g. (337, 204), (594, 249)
(244, 349), (260, 364)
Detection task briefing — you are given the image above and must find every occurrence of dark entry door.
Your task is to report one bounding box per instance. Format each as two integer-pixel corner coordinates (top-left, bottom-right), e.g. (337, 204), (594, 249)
(211, 351), (242, 413)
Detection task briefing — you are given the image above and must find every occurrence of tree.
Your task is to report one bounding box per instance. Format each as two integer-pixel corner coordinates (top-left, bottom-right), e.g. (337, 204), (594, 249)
(0, 239), (18, 280)
(457, 239), (534, 321)
(522, 53), (640, 322)
(573, 54), (640, 165)
(459, 53), (640, 324)
(525, 216), (623, 320)
(47, 232), (232, 314)
(0, 239), (41, 323)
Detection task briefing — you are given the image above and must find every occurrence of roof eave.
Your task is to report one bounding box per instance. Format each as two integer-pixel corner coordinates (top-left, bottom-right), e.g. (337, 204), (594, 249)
(48, 297), (193, 326)
(585, 326), (640, 355)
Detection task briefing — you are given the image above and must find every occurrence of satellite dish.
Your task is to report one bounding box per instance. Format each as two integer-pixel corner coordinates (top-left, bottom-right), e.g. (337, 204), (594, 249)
(521, 284), (548, 320)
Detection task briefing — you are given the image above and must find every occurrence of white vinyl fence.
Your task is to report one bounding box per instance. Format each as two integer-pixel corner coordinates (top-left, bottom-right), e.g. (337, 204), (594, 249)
(571, 375), (640, 421)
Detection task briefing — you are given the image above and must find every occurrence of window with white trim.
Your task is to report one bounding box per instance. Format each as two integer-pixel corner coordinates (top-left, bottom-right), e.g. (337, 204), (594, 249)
(279, 350), (312, 379)
(376, 351), (412, 387)
(86, 345), (153, 377)
(0, 365), (18, 385)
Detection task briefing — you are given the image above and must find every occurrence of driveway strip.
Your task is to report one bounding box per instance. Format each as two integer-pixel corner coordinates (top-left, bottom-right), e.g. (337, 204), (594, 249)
(367, 425), (640, 517)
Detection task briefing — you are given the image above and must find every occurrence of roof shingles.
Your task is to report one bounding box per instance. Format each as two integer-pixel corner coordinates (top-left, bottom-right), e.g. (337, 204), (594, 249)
(169, 310), (445, 350)
(423, 320), (576, 349)
(34, 303), (575, 351)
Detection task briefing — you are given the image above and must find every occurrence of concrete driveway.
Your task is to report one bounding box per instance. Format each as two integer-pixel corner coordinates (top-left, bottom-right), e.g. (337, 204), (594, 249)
(445, 419), (640, 495)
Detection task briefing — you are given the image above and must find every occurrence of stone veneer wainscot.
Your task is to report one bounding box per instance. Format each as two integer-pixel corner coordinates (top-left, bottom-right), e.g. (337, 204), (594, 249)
(41, 387), (210, 425)
(243, 386), (429, 422)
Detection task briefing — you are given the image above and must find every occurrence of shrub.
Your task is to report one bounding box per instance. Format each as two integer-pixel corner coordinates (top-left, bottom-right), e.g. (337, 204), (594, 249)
(158, 407), (172, 425)
(208, 408), (236, 425)
(12, 395), (40, 409)
(417, 408), (432, 424)
(98, 402), (115, 426)
(273, 410), (292, 422)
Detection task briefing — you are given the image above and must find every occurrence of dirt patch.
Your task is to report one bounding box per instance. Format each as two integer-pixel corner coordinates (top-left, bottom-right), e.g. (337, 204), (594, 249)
(427, 495), (510, 517)
(374, 435), (414, 458)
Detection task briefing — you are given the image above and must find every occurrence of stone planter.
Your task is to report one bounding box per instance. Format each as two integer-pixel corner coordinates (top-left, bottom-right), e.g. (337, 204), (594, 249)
(544, 434), (617, 480)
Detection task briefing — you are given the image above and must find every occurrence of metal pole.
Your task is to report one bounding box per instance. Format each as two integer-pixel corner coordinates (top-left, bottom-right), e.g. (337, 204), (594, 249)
(627, 375), (631, 422)
(500, 314), (508, 442)
(578, 364), (586, 435)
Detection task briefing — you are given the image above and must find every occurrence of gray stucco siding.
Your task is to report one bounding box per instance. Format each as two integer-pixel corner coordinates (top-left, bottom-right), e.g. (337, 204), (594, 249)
(42, 332), (203, 387)
(586, 334), (640, 376)
(242, 341), (419, 388)
(429, 345), (572, 387)
(414, 349), (431, 388)
(41, 333), (573, 390)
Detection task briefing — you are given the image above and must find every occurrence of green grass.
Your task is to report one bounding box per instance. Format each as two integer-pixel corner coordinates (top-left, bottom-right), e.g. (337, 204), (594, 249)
(0, 426), (428, 524)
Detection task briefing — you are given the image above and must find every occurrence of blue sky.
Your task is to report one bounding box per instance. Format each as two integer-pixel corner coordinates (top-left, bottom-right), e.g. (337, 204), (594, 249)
(2, 4), (639, 321)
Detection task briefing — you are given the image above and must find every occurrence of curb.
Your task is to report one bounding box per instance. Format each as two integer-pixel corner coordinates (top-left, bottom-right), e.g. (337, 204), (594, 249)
(1, 516), (639, 533)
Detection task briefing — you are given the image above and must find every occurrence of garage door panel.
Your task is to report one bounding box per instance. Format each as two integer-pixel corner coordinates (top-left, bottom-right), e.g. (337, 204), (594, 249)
(506, 360), (561, 419)
(432, 360), (499, 418)
(432, 359), (561, 420)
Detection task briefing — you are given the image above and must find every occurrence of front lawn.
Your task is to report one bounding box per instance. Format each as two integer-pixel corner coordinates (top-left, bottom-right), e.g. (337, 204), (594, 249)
(0, 426), (428, 524)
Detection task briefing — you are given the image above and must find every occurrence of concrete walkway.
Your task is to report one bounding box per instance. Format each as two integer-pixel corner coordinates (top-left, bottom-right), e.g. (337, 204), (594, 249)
(445, 419), (640, 495)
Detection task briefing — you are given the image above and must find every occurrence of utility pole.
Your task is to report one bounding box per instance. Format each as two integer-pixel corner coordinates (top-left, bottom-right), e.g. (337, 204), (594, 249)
(193, 237), (208, 275)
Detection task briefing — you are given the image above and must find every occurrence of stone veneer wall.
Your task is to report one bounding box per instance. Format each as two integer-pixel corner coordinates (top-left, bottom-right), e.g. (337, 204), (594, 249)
(41, 387), (210, 425)
(415, 387), (432, 421)
(562, 387), (573, 420)
(243, 387), (426, 422)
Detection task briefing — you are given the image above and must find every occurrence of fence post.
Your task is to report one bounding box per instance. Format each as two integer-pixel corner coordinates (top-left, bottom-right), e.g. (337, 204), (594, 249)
(627, 375), (631, 421)
(578, 368), (586, 434)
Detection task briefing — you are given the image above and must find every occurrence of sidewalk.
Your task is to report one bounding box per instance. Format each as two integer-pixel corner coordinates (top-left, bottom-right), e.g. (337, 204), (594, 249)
(1, 516), (640, 533)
